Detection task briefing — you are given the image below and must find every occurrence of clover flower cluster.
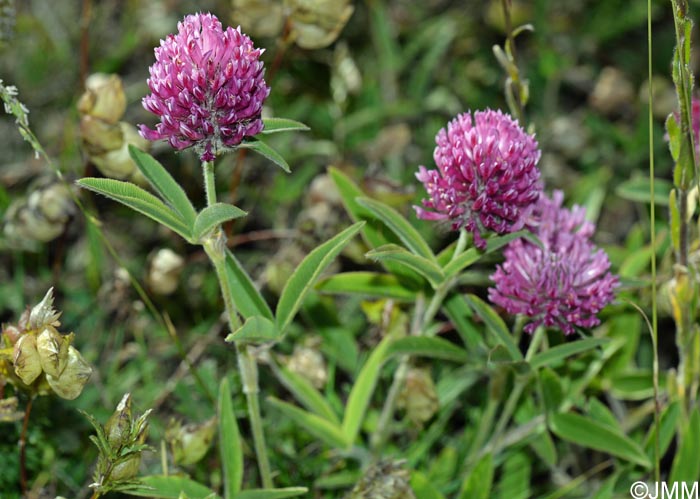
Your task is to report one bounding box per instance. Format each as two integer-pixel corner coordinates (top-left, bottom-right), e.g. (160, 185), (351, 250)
(414, 110), (542, 249)
(488, 191), (618, 334)
(139, 13), (269, 161)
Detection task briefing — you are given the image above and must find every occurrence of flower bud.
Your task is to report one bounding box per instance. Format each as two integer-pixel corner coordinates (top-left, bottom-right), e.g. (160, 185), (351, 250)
(28, 287), (61, 331)
(166, 416), (217, 466)
(46, 346), (92, 400)
(109, 454), (141, 481)
(78, 73), (126, 124)
(37, 328), (71, 378)
(13, 334), (42, 385)
(105, 393), (133, 449)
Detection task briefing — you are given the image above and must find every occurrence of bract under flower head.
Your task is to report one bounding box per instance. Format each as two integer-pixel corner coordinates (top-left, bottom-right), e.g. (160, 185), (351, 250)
(488, 191), (618, 335)
(415, 109), (542, 248)
(139, 13), (270, 161)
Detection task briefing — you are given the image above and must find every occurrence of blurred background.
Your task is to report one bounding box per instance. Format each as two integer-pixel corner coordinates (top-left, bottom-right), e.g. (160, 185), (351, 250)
(0, 0), (687, 496)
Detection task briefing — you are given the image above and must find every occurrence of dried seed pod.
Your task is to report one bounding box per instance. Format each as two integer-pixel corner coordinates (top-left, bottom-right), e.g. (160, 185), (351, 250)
(285, 342), (327, 389)
(90, 122), (150, 181)
(345, 460), (416, 499)
(3, 324), (21, 345)
(13, 334), (42, 385)
(36, 328), (71, 378)
(46, 346), (92, 400)
(397, 367), (439, 426)
(77, 73), (126, 124)
(147, 248), (185, 296)
(4, 183), (75, 244)
(166, 416), (217, 466)
(287, 0), (354, 50)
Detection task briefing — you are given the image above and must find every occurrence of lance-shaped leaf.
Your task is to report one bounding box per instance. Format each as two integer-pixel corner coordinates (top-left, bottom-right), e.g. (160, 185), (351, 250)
(465, 294), (522, 361)
(529, 338), (609, 370)
(193, 203), (247, 241)
(342, 332), (393, 444)
(442, 230), (529, 278)
(239, 138), (291, 173)
(385, 336), (468, 363)
(366, 244), (444, 287)
(127, 476), (216, 499)
(261, 117), (310, 134)
(236, 488), (308, 499)
(224, 250), (274, 320)
(549, 412), (651, 469)
(218, 378), (243, 498)
(356, 197), (436, 262)
(77, 178), (192, 240)
(276, 222), (364, 333)
(316, 271), (418, 301)
(267, 397), (348, 449)
(128, 145), (197, 229)
(225, 316), (280, 343)
(272, 365), (339, 424)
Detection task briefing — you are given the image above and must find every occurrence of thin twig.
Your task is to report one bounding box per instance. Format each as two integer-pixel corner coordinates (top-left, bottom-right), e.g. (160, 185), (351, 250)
(19, 395), (34, 494)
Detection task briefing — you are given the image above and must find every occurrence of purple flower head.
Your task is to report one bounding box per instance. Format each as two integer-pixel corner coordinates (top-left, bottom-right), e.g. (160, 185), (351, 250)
(139, 13), (270, 161)
(488, 191), (618, 335)
(414, 110), (542, 249)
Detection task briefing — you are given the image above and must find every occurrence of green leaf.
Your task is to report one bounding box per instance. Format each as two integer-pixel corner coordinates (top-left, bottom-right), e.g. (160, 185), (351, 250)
(193, 203), (247, 241)
(239, 139), (291, 173)
(127, 476), (216, 499)
(273, 366), (339, 424)
(465, 294), (522, 361)
(442, 231), (528, 278)
(77, 178), (192, 240)
(276, 222), (364, 333)
(261, 117), (310, 134)
(645, 401), (680, 462)
(615, 176), (673, 206)
(356, 197), (436, 262)
(670, 407), (700, 483)
(410, 471), (446, 499)
(218, 378), (242, 498)
(224, 249), (274, 320)
(128, 145), (197, 228)
(539, 367), (564, 414)
(316, 271), (418, 301)
(366, 244), (444, 287)
(459, 453), (493, 499)
(385, 336), (468, 363)
(267, 397), (348, 449)
(225, 315), (280, 343)
(529, 338), (609, 370)
(328, 167), (422, 284)
(342, 333), (394, 444)
(443, 294), (481, 351)
(609, 370), (666, 401)
(549, 412), (651, 468)
(236, 488), (308, 499)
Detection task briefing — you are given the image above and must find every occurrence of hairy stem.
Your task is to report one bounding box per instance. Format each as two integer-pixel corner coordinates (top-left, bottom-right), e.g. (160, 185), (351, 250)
(201, 161), (273, 488)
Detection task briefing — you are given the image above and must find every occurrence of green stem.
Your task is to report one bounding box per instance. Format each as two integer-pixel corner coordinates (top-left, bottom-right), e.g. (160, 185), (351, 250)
(201, 161), (273, 488)
(647, 0), (661, 483)
(370, 229), (468, 452)
(465, 325), (544, 469)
